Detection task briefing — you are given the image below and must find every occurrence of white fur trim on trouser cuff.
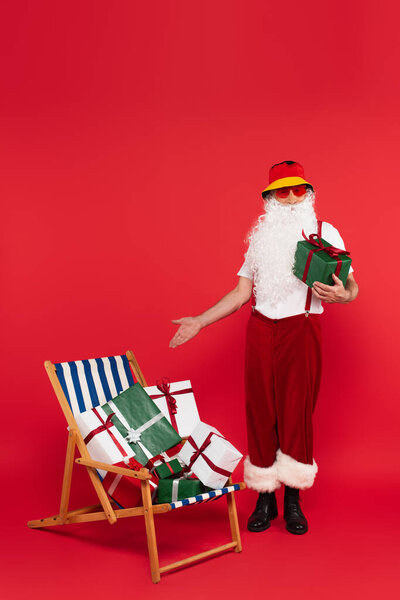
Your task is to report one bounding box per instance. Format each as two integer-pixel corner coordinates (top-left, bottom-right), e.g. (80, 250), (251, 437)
(276, 449), (318, 489)
(243, 456), (281, 492)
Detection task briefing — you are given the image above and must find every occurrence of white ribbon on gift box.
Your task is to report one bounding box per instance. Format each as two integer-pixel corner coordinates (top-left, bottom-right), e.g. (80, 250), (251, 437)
(108, 400), (164, 461)
(170, 473), (196, 502)
(172, 479), (180, 503)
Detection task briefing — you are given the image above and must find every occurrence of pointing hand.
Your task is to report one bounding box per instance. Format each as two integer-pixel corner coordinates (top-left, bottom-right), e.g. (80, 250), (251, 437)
(169, 316), (203, 348)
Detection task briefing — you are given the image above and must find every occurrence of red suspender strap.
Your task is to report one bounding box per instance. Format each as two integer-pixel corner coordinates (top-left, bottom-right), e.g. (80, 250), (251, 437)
(304, 220), (322, 313)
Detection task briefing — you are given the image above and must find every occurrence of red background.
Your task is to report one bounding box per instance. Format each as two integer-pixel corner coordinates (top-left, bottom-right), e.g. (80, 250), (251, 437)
(1, 1), (399, 598)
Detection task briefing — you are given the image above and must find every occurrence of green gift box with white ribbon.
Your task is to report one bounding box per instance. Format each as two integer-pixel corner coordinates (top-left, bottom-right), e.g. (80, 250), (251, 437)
(157, 477), (208, 504)
(102, 383), (182, 466)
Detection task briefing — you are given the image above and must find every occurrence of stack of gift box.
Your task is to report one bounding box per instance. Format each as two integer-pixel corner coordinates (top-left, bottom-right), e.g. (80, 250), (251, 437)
(74, 377), (243, 507)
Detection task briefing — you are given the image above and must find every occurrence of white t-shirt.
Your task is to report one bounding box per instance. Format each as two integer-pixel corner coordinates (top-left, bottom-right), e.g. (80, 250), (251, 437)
(237, 221), (354, 319)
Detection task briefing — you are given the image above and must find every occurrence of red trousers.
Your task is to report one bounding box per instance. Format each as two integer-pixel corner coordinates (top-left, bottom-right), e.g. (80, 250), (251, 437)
(245, 309), (322, 470)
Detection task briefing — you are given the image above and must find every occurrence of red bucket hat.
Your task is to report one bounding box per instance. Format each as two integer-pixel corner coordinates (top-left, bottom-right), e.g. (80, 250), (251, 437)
(262, 161), (313, 198)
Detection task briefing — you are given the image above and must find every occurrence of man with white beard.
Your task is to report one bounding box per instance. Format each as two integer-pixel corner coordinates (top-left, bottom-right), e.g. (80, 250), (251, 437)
(169, 161), (359, 535)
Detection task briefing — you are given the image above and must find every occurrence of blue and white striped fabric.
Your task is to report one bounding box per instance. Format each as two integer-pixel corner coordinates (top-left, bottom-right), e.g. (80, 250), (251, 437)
(55, 355), (135, 415)
(169, 484), (242, 510)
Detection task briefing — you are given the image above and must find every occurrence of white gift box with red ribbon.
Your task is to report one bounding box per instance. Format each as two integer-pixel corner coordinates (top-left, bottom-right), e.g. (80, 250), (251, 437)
(75, 405), (136, 478)
(178, 421), (243, 489)
(76, 405), (158, 508)
(145, 379), (200, 438)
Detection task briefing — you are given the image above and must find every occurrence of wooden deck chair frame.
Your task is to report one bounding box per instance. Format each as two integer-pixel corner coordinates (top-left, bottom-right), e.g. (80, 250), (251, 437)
(28, 351), (245, 583)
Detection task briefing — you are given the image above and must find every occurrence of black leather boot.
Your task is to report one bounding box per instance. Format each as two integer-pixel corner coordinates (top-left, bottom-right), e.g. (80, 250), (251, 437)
(247, 491), (278, 532)
(283, 486), (308, 535)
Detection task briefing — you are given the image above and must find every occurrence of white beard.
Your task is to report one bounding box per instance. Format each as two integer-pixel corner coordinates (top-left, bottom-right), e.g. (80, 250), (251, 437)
(245, 192), (318, 306)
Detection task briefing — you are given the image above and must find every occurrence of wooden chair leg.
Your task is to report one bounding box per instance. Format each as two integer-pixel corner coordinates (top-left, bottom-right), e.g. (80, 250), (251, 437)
(141, 480), (161, 583)
(72, 434), (117, 525)
(226, 478), (242, 552)
(59, 431), (77, 523)
(85, 467), (117, 525)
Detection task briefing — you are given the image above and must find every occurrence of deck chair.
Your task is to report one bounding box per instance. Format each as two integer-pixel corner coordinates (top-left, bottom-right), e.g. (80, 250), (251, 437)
(28, 351), (246, 583)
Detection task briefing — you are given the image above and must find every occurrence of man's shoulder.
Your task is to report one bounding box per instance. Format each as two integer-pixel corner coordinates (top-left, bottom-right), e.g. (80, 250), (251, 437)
(320, 221), (339, 235)
(320, 221), (346, 248)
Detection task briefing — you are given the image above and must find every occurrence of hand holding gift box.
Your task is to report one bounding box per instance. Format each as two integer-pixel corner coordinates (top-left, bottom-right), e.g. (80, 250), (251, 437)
(178, 422), (243, 489)
(145, 378), (200, 438)
(101, 383), (182, 466)
(293, 230), (352, 288)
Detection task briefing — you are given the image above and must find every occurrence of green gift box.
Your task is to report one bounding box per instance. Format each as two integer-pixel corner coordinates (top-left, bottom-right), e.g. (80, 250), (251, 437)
(154, 458), (183, 479)
(157, 477), (209, 504)
(102, 383), (182, 466)
(293, 235), (352, 288)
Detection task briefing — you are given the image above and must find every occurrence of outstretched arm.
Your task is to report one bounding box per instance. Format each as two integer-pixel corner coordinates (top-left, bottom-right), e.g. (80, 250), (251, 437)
(312, 272), (359, 303)
(169, 276), (253, 348)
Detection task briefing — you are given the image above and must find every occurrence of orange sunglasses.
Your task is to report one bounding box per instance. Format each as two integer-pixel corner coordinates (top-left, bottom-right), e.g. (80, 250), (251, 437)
(275, 185), (308, 198)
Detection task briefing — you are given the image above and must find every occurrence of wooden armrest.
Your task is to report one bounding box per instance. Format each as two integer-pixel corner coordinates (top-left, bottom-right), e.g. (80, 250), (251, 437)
(75, 458), (151, 480)
(235, 482), (246, 490)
